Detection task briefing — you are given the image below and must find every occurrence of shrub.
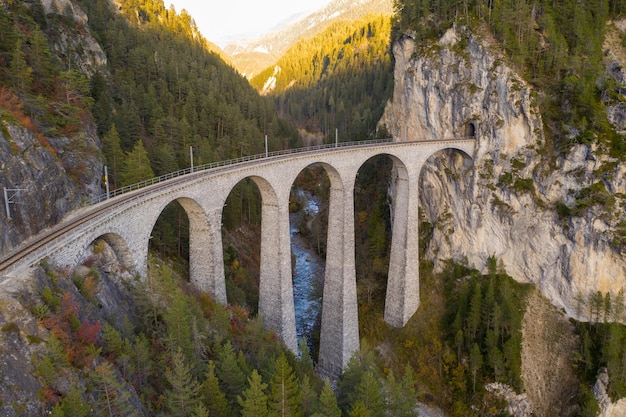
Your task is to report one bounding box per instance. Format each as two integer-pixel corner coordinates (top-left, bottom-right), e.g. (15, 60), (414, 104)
(1, 322), (19, 333)
(513, 177), (534, 193)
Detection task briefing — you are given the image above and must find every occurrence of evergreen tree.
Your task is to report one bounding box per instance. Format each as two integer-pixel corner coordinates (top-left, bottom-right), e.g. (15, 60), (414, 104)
(314, 380), (341, 417)
(299, 374), (318, 417)
(299, 337), (314, 374)
(29, 26), (54, 93)
(190, 404), (210, 417)
(467, 282), (482, 341)
(488, 345), (505, 381)
(604, 292), (612, 323)
(102, 124), (124, 187)
(9, 37), (31, 95)
(200, 360), (232, 417)
(50, 384), (90, 417)
(352, 370), (384, 417)
(348, 401), (371, 417)
(268, 353), (303, 417)
(577, 383), (601, 417)
(163, 289), (194, 362)
(91, 361), (133, 417)
(216, 340), (248, 411)
(613, 288), (625, 322)
(387, 365), (419, 417)
(120, 139), (155, 186)
(238, 369), (270, 417)
(469, 343), (483, 393)
(131, 333), (154, 390)
(164, 347), (201, 417)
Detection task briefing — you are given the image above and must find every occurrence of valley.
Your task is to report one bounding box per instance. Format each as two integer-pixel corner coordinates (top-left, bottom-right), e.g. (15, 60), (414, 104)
(0, 0), (626, 416)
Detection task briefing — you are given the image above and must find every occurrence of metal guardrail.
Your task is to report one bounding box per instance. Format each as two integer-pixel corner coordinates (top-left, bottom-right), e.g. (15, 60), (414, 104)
(89, 137), (475, 204)
(89, 138), (396, 204)
(1, 137), (475, 277)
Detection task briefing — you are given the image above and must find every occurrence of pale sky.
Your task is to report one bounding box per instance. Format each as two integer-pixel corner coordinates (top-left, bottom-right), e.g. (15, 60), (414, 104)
(167, 0), (334, 47)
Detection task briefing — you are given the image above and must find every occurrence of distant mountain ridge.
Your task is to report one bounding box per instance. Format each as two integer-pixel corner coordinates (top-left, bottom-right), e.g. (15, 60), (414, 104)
(224, 0), (395, 78)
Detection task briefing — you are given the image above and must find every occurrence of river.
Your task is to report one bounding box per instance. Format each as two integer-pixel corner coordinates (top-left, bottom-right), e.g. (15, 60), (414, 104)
(290, 190), (324, 349)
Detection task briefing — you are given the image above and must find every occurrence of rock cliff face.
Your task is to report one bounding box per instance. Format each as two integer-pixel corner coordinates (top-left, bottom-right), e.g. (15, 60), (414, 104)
(0, 0), (104, 258)
(381, 25), (626, 320)
(41, 0), (107, 76)
(0, 124), (102, 257)
(0, 242), (143, 415)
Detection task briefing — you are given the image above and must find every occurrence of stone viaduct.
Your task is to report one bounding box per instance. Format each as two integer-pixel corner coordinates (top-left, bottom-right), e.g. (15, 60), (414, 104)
(1, 138), (474, 376)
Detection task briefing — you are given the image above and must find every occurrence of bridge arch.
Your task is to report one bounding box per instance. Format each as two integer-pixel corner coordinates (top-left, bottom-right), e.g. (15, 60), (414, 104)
(223, 174), (298, 351)
(288, 163), (330, 355)
(419, 147), (474, 263)
(146, 194), (227, 301)
(89, 232), (134, 271)
(352, 153), (412, 330)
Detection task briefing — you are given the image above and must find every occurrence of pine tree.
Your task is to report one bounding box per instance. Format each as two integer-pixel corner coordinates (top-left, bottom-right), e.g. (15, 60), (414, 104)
(29, 26), (54, 93)
(216, 340), (247, 411)
(200, 360), (231, 417)
(9, 37), (31, 95)
(238, 369), (270, 417)
(314, 379), (341, 417)
(120, 139), (155, 186)
(469, 343), (483, 393)
(352, 370), (384, 417)
(604, 292), (612, 323)
(467, 282), (482, 341)
(102, 124), (124, 187)
(91, 361), (133, 417)
(50, 384), (90, 417)
(131, 333), (154, 390)
(348, 401), (371, 417)
(299, 374), (318, 417)
(164, 347), (201, 417)
(190, 404), (210, 417)
(268, 353), (303, 417)
(387, 365), (418, 417)
(613, 288), (625, 322)
(298, 337), (314, 374)
(488, 345), (505, 381)
(164, 289), (194, 362)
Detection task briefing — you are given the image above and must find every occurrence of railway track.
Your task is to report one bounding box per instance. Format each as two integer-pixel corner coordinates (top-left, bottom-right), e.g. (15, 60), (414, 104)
(0, 137), (474, 277)
(0, 171), (199, 275)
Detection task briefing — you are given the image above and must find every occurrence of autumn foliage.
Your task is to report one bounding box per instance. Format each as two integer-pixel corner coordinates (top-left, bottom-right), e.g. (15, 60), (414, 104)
(42, 291), (102, 368)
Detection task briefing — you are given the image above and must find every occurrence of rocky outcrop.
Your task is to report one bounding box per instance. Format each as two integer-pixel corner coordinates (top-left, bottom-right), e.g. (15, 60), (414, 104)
(0, 0), (105, 259)
(604, 21), (626, 134)
(485, 383), (533, 417)
(41, 0), (107, 76)
(594, 369), (626, 417)
(381, 25), (626, 321)
(0, 123), (102, 258)
(0, 241), (144, 416)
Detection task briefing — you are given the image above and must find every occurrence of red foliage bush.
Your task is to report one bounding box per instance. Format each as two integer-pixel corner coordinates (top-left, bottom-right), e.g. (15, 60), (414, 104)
(41, 291), (103, 368)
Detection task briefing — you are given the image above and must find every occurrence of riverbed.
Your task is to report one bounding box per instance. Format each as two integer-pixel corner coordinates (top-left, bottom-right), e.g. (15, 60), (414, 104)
(290, 190), (324, 349)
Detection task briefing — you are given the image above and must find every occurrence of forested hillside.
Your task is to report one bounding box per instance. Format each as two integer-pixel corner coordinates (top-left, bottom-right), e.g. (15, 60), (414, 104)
(75, 0), (300, 185)
(226, 0), (394, 79)
(73, 0), (302, 266)
(251, 14), (394, 142)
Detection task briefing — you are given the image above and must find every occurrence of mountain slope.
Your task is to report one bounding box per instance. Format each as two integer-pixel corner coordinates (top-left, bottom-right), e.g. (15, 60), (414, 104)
(224, 0), (395, 78)
(250, 14), (394, 142)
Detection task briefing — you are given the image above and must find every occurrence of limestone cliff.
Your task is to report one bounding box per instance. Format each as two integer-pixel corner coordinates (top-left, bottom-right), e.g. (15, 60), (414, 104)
(41, 0), (108, 76)
(381, 25), (626, 320)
